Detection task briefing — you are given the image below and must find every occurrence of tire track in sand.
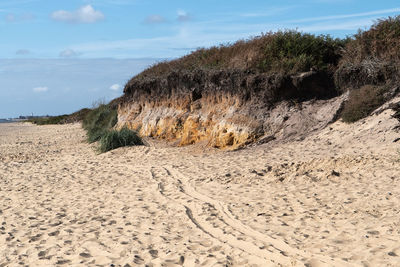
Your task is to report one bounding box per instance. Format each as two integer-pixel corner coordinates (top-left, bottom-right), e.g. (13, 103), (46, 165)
(150, 166), (296, 266)
(150, 165), (353, 266)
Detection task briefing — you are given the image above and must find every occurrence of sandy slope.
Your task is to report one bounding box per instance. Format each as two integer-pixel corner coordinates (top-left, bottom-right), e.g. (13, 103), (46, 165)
(0, 107), (400, 266)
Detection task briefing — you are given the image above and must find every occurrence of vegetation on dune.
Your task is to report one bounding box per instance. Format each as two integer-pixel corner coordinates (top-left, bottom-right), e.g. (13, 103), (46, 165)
(340, 16), (400, 65)
(336, 16), (400, 89)
(129, 16), (400, 123)
(337, 15), (400, 122)
(82, 104), (118, 143)
(62, 108), (91, 123)
(256, 31), (347, 73)
(134, 30), (347, 80)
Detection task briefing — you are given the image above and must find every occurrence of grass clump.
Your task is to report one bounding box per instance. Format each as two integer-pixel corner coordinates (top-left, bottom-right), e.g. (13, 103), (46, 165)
(29, 100), (143, 153)
(81, 103), (143, 152)
(82, 104), (118, 143)
(99, 127), (143, 153)
(341, 85), (388, 123)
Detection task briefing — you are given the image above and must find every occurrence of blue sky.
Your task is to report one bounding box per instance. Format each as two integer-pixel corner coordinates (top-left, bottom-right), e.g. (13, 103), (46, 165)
(1, 0), (399, 117)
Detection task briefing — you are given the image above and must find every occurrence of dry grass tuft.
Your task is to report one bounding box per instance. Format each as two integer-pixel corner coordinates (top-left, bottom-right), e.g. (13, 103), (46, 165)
(341, 85), (388, 123)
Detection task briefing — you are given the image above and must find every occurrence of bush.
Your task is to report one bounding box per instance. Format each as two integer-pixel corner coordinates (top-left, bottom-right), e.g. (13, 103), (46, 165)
(99, 128), (143, 153)
(341, 85), (388, 123)
(341, 15), (400, 65)
(82, 104), (118, 143)
(336, 16), (400, 90)
(257, 31), (347, 74)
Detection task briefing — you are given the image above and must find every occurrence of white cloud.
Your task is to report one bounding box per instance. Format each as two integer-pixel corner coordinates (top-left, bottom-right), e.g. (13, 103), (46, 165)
(33, 86), (48, 93)
(144, 14), (166, 24)
(59, 49), (79, 58)
(109, 84), (121, 91)
(51, 5), (104, 24)
(177, 9), (191, 22)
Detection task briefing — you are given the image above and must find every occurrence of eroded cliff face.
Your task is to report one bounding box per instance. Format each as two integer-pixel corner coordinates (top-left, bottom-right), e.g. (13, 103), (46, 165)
(118, 69), (344, 149)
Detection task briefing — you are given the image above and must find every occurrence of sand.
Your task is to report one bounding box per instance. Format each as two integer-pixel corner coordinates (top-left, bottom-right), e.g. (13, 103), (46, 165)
(1, 107), (400, 266)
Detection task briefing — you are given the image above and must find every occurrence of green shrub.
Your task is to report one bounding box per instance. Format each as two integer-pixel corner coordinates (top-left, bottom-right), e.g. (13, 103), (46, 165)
(257, 31), (347, 73)
(99, 128), (143, 153)
(341, 85), (388, 123)
(82, 104), (118, 143)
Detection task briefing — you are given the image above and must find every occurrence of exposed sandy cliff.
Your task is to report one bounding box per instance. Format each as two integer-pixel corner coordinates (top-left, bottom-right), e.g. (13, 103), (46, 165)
(117, 17), (400, 149)
(118, 70), (344, 149)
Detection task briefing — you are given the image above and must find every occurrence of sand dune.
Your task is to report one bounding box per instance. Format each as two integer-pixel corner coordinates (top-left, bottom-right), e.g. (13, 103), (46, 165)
(1, 106), (400, 266)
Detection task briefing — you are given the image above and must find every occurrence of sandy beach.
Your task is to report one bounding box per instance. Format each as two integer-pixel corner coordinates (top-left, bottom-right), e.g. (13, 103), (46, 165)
(1, 106), (400, 266)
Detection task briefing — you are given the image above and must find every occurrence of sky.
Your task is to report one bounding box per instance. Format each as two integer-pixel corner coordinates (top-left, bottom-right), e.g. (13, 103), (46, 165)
(1, 0), (399, 118)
